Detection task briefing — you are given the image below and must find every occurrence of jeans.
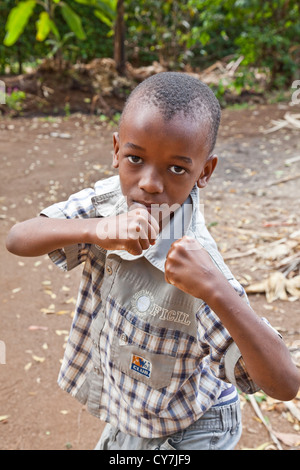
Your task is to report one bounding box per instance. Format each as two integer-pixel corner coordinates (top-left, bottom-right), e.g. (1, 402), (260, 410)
(95, 399), (242, 451)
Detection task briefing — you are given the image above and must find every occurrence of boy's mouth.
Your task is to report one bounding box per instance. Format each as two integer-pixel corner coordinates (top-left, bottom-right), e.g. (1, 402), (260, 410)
(130, 200), (167, 212)
(132, 201), (154, 210)
(130, 200), (179, 224)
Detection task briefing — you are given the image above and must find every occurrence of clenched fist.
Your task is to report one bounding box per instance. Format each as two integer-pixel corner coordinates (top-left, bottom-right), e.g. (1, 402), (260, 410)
(96, 207), (160, 256)
(165, 236), (225, 301)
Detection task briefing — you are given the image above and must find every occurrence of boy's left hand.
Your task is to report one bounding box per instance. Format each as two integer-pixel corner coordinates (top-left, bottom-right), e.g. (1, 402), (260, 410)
(165, 236), (224, 301)
(165, 240), (300, 401)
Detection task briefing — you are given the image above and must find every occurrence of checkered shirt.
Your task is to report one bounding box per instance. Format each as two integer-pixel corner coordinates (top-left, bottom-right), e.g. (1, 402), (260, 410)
(41, 175), (259, 438)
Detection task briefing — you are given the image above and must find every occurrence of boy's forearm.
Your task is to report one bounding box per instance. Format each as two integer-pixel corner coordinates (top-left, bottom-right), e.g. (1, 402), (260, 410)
(206, 283), (300, 400)
(165, 237), (300, 400)
(6, 216), (99, 257)
(6, 208), (159, 258)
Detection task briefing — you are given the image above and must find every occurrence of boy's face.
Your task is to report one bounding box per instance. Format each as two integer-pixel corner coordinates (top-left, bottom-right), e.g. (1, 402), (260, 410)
(113, 104), (217, 212)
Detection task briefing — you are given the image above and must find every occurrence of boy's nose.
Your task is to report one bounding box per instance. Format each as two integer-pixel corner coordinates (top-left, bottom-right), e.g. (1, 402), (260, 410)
(138, 168), (164, 194)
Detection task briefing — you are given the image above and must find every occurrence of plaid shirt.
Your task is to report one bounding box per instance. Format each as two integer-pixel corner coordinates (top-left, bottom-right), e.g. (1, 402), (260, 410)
(41, 175), (259, 438)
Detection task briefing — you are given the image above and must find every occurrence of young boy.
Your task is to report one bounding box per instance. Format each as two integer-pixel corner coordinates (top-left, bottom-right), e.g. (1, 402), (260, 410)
(6, 72), (299, 450)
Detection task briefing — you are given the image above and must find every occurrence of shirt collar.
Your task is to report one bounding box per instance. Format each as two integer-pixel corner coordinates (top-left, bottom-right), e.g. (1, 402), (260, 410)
(92, 178), (203, 272)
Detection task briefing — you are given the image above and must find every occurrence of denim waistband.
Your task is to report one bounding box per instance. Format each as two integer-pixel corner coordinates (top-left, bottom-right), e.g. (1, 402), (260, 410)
(186, 399), (241, 432)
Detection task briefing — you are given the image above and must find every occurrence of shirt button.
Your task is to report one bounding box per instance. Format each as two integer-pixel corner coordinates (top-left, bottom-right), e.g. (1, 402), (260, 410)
(106, 265), (113, 275)
(120, 333), (128, 344)
(94, 366), (100, 375)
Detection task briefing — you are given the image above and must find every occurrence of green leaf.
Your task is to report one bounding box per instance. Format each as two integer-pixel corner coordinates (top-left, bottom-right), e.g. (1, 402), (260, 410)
(4, 0), (36, 46)
(36, 12), (52, 42)
(60, 2), (86, 40)
(49, 19), (61, 40)
(199, 31), (210, 46)
(93, 9), (113, 27)
(75, 0), (116, 12)
(75, 0), (116, 23)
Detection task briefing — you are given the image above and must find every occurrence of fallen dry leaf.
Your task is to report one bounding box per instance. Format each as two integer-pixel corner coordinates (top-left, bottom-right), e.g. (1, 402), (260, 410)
(11, 287), (22, 294)
(273, 431), (300, 447)
(61, 286), (70, 292)
(284, 401), (300, 422)
(24, 362), (32, 371)
(245, 272), (300, 303)
(40, 308), (55, 314)
(32, 355), (45, 363)
(56, 310), (70, 315)
(0, 415), (9, 422)
(241, 441), (273, 451)
(55, 330), (69, 336)
(286, 275), (300, 298)
(260, 243), (293, 261)
(40, 303), (55, 314)
(28, 325), (48, 331)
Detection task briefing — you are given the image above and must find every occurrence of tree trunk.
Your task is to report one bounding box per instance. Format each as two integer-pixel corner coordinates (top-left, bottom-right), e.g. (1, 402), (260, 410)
(114, 0), (126, 75)
(17, 44), (23, 75)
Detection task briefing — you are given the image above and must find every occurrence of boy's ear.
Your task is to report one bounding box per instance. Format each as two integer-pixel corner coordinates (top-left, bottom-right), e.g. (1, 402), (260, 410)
(112, 132), (120, 168)
(197, 155), (218, 189)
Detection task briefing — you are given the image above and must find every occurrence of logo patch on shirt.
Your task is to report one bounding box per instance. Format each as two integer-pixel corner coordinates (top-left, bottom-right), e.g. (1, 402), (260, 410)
(130, 354), (152, 378)
(131, 290), (155, 318)
(131, 289), (191, 326)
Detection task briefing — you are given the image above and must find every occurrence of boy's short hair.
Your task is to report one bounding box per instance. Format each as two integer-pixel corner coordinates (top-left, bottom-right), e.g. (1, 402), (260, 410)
(121, 71), (221, 155)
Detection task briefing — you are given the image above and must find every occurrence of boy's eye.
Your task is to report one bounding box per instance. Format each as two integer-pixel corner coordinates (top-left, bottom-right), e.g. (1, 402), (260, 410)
(170, 165), (186, 175)
(128, 155), (142, 164)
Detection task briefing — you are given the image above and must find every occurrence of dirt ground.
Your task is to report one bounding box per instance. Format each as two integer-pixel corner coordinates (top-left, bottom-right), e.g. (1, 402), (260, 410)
(0, 101), (299, 450)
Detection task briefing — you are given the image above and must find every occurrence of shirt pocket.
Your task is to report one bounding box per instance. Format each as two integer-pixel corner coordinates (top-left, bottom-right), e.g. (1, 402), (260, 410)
(110, 329), (178, 390)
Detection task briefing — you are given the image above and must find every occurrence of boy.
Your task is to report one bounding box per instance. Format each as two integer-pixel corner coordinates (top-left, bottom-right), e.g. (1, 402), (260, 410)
(6, 72), (299, 450)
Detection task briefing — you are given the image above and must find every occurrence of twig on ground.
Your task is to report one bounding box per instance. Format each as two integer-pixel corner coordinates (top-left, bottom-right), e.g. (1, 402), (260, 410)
(248, 395), (283, 450)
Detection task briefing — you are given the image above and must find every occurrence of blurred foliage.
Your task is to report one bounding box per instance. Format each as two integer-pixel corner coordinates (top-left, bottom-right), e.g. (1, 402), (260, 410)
(5, 88), (26, 112)
(1, 0), (299, 90)
(0, 0), (115, 73)
(2, 0), (116, 46)
(125, 0), (300, 89)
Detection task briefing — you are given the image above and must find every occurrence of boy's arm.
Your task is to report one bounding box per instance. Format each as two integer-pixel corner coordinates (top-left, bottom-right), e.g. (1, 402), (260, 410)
(6, 208), (159, 258)
(165, 236), (300, 401)
(6, 216), (99, 257)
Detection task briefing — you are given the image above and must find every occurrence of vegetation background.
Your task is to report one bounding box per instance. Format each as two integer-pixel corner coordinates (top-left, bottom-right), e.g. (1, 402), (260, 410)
(1, 0), (299, 102)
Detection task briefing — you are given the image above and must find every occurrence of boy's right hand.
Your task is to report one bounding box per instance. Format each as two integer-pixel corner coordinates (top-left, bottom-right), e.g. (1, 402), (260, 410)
(95, 207), (160, 255)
